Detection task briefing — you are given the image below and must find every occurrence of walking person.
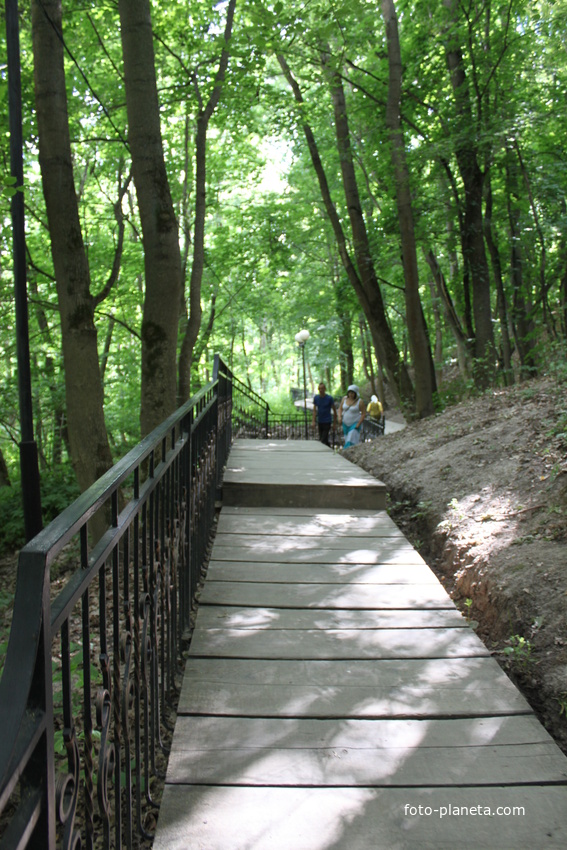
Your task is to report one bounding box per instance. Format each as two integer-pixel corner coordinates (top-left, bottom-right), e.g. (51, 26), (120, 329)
(338, 384), (366, 448)
(312, 382), (336, 447)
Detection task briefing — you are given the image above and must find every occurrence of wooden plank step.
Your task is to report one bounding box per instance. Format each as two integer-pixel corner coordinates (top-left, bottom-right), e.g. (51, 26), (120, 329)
(210, 540), (421, 564)
(194, 606), (468, 630)
(198, 581), (456, 609)
(220, 506), (398, 517)
(167, 715), (567, 787)
(213, 531), (413, 550)
(177, 657), (532, 718)
(217, 509), (404, 537)
(222, 443), (387, 510)
(222, 481), (387, 510)
(189, 626), (488, 660)
(153, 785), (567, 850)
(205, 561), (440, 585)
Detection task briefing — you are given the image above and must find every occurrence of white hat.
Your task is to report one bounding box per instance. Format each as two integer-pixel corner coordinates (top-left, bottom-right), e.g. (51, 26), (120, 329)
(347, 384), (359, 398)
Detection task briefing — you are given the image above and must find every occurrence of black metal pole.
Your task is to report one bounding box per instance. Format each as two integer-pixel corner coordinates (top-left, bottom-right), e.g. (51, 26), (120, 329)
(302, 344), (308, 440)
(6, 0), (43, 540)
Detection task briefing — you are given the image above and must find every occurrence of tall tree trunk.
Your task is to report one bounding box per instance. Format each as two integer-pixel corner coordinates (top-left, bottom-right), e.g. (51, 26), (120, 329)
(178, 0), (237, 401)
(483, 177), (514, 381)
(28, 272), (69, 466)
(561, 267), (567, 340)
(424, 248), (471, 379)
(31, 0), (113, 494)
(278, 55), (413, 410)
(118, 0), (182, 435)
(512, 138), (550, 332)
(359, 315), (380, 400)
(444, 0), (496, 387)
(505, 144), (537, 373)
(426, 278), (444, 371)
(323, 54), (416, 410)
(0, 448), (11, 488)
(277, 54), (414, 411)
(381, 0), (435, 417)
(332, 269), (355, 390)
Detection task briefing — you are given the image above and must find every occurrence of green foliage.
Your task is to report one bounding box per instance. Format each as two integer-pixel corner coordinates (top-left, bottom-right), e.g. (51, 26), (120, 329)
(0, 487), (25, 553)
(433, 374), (477, 412)
(0, 466), (80, 555)
(556, 694), (567, 718)
(1, 0), (567, 498)
(501, 634), (534, 672)
(52, 641), (101, 759)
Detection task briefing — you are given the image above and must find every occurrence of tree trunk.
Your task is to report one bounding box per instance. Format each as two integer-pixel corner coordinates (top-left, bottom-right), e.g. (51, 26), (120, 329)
(426, 278), (444, 371)
(323, 54), (416, 410)
(359, 315), (380, 400)
(28, 272), (68, 466)
(178, 0), (237, 401)
(277, 54), (414, 411)
(424, 248), (471, 378)
(332, 269), (355, 390)
(118, 0), (182, 435)
(381, 0), (435, 417)
(505, 145), (537, 373)
(0, 448), (11, 488)
(483, 178), (514, 381)
(31, 0), (113, 494)
(444, 0), (496, 387)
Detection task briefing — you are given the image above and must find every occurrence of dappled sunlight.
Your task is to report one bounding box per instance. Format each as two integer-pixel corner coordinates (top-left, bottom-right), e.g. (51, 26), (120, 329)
(204, 607), (282, 628)
(206, 560), (440, 586)
(337, 547), (421, 565)
(212, 539), (420, 565)
(191, 622), (487, 661)
(219, 509), (404, 539)
(156, 440), (567, 850)
(172, 785), (378, 850)
(439, 488), (523, 560)
(199, 577), (455, 609)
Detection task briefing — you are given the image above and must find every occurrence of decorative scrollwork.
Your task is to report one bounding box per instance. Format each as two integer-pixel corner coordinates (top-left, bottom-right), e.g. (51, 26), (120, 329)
(95, 687), (116, 834)
(55, 726), (82, 850)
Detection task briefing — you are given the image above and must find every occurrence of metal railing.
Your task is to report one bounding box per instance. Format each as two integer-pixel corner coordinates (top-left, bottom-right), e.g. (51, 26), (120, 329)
(0, 355), (234, 850)
(0, 359), (385, 849)
(230, 377), (386, 443)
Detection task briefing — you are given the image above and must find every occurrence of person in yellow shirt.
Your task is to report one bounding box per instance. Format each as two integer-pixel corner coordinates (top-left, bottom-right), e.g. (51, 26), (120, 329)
(367, 394), (383, 420)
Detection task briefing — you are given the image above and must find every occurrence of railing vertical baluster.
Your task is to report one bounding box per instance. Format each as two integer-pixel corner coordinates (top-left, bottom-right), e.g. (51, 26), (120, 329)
(82, 583), (94, 850)
(112, 540), (122, 849)
(0, 355), (249, 850)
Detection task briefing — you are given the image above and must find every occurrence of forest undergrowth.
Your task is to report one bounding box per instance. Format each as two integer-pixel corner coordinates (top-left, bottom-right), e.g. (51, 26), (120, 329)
(344, 374), (567, 752)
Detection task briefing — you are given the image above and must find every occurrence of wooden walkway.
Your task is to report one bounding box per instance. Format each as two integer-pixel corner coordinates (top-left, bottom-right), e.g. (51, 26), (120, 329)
(154, 440), (567, 850)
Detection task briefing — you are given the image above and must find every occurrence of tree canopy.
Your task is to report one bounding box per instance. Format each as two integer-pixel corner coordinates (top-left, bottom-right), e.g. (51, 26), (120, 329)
(1, 0), (567, 528)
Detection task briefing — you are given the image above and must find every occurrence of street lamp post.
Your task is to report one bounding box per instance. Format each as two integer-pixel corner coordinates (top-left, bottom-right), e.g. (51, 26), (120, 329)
(295, 329), (310, 440)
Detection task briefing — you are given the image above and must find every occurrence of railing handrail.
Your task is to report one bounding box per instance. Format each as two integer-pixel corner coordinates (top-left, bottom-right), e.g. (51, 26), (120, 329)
(0, 360), (385, 848)
(0, 361), (231, 849)
(17, 383), (217, 566)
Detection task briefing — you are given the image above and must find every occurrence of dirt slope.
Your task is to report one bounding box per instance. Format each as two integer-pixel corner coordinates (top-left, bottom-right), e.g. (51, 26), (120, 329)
(344, 376), (567, 751)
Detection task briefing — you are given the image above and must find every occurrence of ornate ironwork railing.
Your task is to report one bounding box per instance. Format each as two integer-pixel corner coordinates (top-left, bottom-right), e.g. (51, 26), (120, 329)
(0, 356), (384, 849)
(230, 381), (386, 444)
(361, 415), (386, 440)
(0, 355), (234, 850)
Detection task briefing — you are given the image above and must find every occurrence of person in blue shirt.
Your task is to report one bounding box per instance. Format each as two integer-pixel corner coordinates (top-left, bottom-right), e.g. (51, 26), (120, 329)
(312, 382), (336, 446)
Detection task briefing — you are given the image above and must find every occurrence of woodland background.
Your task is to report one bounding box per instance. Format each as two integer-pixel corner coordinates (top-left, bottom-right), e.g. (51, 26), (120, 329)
(1, 0), (567, 550)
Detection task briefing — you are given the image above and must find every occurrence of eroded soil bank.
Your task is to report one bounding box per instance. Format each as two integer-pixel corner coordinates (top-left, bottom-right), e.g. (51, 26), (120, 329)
(344, 376), (567, 751)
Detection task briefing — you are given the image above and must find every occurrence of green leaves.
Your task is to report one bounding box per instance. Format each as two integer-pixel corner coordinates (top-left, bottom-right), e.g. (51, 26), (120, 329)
(0, 173), (22, 200)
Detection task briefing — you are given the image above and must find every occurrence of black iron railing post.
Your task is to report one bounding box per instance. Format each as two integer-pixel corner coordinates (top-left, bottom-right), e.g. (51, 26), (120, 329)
(5, 0), (43, 541)
(2, 353), (355, 850)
